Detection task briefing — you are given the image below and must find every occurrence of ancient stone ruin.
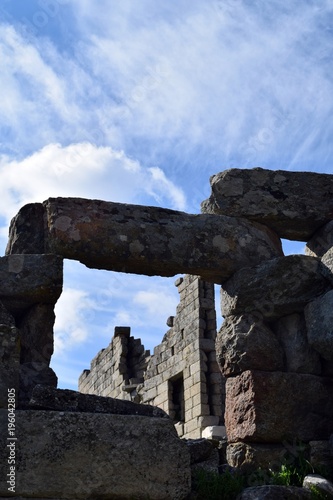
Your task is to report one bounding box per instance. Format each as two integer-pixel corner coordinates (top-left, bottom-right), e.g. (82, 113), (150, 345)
(0, 166), (333, 499)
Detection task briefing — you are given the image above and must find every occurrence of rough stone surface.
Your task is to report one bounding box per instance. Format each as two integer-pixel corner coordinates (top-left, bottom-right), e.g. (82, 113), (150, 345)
(303, 474), (333, 498)
(19, 363), (57, 408)
(237, 485), (311, 499)
(201, 167), (333, 241)
(6, 202), (46, 255)
(0, 410), (191, 500)
(225, 371), (333, 443)
(216, 314), (284, 376)
(19, 304), (55, 365)
(321, 245), (333, 285)
(305, 290), (333, 361)
(306, 220), (333, 257)
(272, 313), (321, 375)
(309, 441), (333, 477)
(186, 438), (215, 464)
(0, 254), (63, 315)
(221, 255), (330, 320)
(30, 385), (168, 418)
(7, 197), (283, 283)
(0, 324), (20, 408)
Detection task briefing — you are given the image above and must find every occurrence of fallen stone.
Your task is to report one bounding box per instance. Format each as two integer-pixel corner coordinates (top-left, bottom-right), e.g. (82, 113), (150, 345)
(0, 409), (191, 500)
(29, 385), (169, 418)
(305, 290), (333, 361)
(19, 364), (57, 408)
(225, 371), (333, 443)
(237, 485), (311, 499)
(0, 254), (63, 315)
(201, 167), (333, 241)
(272, 313), (321, 375)
(221, 255), (330, 320)
(7, 198), (283, 283)
(306, 220), (333, 257)
(227, 442), (288, 474)
(303, 474), (333, 498)
(186, 438), (215, 464)
(216, 315), (284, 376)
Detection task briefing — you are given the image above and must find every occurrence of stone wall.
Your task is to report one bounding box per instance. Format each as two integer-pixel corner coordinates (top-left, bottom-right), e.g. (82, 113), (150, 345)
(79, 326), (149, 401)
(202, 167), (333, 469)
(79, 274), (225, 439)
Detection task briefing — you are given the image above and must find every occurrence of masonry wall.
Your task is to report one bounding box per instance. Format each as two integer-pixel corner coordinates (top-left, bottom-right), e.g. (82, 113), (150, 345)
(79, 327), (150, 402)
(78, 274), (225, 439)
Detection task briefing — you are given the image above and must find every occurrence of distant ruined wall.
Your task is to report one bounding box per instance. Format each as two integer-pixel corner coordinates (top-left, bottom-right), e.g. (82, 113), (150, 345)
(79, 274), (225, 439)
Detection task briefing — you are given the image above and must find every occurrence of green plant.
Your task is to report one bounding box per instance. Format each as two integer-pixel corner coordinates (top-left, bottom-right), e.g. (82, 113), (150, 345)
(192, 468), (245, 500)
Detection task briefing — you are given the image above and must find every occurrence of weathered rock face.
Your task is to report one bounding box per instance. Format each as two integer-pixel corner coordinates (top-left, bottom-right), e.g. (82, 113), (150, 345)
(201, 167), (333, 240)
(0, 323), (20, 408)
(6, 202), (46, 255)
(6, 198), (283, 283)
(221, 255), (330, 320)
(305, 290), (333, 361)
(271, 313), (321, 375)
(0, 410), (191, 500)
(225, 371), (333, 443)
(216, 315), (284, 376)
(226, 442), (288, 473)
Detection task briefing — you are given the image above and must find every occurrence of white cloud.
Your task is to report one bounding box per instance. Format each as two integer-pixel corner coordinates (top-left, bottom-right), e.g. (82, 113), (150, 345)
(0, 142), (186, 227)
(54, 287), (96, 354)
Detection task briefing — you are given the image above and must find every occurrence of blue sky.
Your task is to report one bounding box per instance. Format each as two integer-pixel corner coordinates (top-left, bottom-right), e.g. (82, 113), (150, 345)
(0, 0), (332, 389)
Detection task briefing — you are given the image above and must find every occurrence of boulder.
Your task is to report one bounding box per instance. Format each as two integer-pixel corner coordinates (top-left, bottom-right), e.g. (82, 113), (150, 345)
(201, 167), (333, 241)
(271, 313), (321, 375)
(6, 198), (283, 283)
(0, 254), (63, 315)
(29, 385), (168, 418)
(225, 371), (333, 443)
(305, 290), (333, 361)
(0, 410), (191, 500)
(306, 220), (333, 257)
(221, 255), (330, 320)
(303, 474), (333, 498)
(216, 315), (284, 376)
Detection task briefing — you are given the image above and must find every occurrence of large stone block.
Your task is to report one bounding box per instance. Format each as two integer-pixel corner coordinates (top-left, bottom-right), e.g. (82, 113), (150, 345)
(305, 290), (333, 361)
(216, 315), (284, 376)
(221, 255), (330, 320)
(225, 371), (333, 443)
(7, 198), (283, 283)
(0, 410), (191, 500)
(0, 254), (63, 315)
(30, 385), (168, 418)
(201, 167), (333, 241)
